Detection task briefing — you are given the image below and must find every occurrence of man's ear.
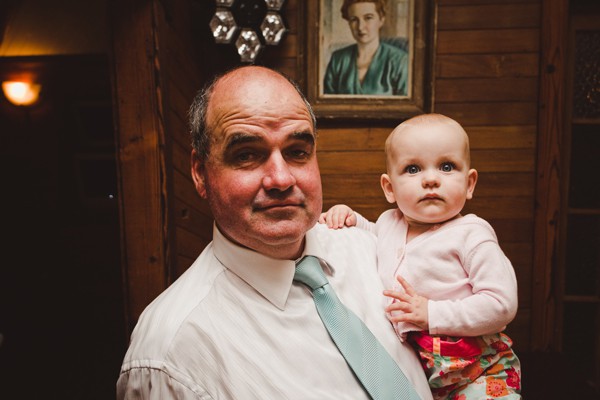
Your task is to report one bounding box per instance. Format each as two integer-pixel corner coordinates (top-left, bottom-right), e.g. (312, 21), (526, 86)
(191, 150), (207, 199)
(380, 173), (396, 204)
(466, 168), (478, 200)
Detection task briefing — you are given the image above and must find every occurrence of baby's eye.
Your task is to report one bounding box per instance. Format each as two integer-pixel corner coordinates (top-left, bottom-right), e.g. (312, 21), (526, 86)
(440, 162), (455, 172)
(405, 165), (420, 174)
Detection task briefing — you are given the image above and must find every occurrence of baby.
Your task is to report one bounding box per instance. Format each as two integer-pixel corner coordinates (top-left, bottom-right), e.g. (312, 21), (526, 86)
(320, 113), (521, 399)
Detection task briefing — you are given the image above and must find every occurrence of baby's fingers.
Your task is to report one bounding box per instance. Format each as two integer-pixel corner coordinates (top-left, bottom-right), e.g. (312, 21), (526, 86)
(396, 275), (417, 296)
(383, 289), (411, 302)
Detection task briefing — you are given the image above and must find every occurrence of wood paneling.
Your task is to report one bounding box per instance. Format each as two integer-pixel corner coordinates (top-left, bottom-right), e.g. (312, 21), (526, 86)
(435, 78), (538, 102)
(435, 102), (538, 125)
(436, 54), (539, 78)
(531, 0), (568, 351)
(111, 0), (169, 327)
(438, 3), (541, 30)
(437, 29), (540, 54)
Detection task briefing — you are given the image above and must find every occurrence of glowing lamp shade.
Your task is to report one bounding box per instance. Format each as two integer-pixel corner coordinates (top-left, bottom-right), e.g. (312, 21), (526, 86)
(2, 81), (41, 106)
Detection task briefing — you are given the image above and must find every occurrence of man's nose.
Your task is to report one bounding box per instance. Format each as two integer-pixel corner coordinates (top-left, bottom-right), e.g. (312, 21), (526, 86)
(262, 152), (296, 191)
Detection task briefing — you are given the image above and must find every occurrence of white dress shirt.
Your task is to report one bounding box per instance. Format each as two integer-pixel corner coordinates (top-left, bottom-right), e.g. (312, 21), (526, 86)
(117, 223), (432, 399)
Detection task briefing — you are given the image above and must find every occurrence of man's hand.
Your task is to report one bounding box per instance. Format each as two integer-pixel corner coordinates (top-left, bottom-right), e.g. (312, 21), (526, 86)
(384, 275), (429, 331)
(318, 204), (357, 229)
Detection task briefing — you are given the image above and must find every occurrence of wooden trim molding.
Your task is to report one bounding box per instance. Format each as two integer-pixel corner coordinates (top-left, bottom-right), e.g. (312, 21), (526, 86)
(110, 0), (169, 332)
(531, 0), (568, 351)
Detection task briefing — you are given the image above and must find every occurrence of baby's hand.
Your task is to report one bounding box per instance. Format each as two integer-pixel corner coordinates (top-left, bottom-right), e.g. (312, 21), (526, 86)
(318, 204), (357, 229)
(384, 275), (429, 331)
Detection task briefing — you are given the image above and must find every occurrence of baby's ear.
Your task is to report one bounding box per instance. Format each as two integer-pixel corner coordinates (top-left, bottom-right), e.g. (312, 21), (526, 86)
(380, 174), (397, 204)
(466, 168), (478, 200)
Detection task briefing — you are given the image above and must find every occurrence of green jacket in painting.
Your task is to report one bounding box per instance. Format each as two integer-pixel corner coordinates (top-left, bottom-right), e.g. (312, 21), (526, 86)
(324, 41), (408, 96)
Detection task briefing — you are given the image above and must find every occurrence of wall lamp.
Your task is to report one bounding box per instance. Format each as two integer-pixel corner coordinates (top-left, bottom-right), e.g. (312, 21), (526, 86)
(210, 0), (287, 63)
(2, 80), (42, 106)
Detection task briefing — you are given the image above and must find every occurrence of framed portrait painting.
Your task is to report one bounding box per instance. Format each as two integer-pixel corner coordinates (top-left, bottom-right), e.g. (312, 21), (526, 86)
(305, 0), (432, 119)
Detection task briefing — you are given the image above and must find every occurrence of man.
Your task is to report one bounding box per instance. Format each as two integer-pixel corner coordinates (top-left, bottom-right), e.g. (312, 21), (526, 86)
(117, 66), (432, 399)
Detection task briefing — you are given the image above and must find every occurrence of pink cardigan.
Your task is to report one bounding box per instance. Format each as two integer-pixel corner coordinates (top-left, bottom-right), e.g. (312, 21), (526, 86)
(356, 209), (518, 339)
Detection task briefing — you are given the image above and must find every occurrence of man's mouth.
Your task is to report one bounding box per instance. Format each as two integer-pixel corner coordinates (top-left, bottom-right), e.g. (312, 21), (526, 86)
(254, 202), (303, 211)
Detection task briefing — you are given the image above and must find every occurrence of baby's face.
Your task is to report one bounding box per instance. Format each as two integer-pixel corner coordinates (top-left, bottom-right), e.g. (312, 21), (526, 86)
(382, 122), (477, 226)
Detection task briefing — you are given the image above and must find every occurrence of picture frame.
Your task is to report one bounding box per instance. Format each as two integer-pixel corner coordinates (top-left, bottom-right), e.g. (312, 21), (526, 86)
(304, 0), (432, 119)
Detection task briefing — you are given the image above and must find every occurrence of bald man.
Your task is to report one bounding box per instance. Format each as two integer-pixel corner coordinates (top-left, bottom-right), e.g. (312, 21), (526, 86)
(117, 66), (432, 400)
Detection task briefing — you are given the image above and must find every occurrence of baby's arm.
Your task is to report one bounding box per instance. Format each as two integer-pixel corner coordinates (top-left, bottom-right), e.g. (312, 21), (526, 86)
(424, 241), (518, 336)
(319, 204), (357, 229)
(384, 244), (518, 337)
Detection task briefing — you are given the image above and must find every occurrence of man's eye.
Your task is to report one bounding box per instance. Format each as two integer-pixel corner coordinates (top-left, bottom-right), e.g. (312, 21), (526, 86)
(231, 151), (259, 165)
(288, 149), (309, 159)
(237, 152), (253, 161)
(440, 162), (455, 172)
(405, 165), (420, 174)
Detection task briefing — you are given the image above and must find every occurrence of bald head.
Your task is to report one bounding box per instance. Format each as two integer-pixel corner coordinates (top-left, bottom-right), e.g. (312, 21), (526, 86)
(385, 113), (471, 171)
(189, 66), (316, 160)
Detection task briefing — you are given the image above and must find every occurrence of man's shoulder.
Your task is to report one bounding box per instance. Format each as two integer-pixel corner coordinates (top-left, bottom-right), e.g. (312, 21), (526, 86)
(122, 244), (224, 364)
(310, 223), (377, 259)
(312, 221), (376, 240)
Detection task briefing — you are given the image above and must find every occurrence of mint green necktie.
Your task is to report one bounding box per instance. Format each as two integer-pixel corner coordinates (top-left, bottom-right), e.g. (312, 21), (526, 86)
(294, 255), (421, 400)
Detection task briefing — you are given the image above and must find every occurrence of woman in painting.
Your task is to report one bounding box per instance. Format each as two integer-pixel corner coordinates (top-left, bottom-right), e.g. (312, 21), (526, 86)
(324, 0), (408, 96)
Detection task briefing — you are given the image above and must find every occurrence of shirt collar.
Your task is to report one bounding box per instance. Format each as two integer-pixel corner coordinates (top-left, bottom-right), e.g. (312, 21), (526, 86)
(212, 224), (335, 310)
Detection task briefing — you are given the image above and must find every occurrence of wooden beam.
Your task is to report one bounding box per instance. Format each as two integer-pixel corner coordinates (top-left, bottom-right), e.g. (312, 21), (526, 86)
(110, 0), (168, 332)
(531, 0), (568, 351)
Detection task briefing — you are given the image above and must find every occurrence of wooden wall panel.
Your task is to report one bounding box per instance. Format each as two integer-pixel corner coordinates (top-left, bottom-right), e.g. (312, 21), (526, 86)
(437, 3), (540, 30)
(436, 54), (539, 78)
(155, 0), (214, 282)
(435, 78), (538, 102)
(437, 29), (540, 54)
(111, 0), (169, 329)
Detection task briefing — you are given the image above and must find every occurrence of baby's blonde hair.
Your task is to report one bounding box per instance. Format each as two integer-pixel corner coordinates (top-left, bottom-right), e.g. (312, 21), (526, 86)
(384, 113), (471, 170)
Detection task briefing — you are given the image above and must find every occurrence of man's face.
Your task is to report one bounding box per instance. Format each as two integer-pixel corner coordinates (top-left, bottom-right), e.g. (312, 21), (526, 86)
(192, 68), (322, 259)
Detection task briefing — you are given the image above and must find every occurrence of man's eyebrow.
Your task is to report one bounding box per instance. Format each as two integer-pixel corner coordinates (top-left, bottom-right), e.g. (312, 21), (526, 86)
(223, 133), (262, 151)
(223, 131), (315, 151)
(290, 131), (316, 145)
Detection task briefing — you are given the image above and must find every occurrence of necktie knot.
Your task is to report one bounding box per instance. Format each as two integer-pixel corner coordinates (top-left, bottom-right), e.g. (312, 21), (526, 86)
(294, 255), (328, 290)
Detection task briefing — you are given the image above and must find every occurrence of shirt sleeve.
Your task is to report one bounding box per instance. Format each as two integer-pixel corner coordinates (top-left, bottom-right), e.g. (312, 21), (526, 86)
(427, 239), (519, 337)
(117, 367), (211, 400)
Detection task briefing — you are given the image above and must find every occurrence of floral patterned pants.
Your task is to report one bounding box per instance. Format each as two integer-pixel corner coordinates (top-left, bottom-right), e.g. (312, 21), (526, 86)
(408, 331), (521, 399)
